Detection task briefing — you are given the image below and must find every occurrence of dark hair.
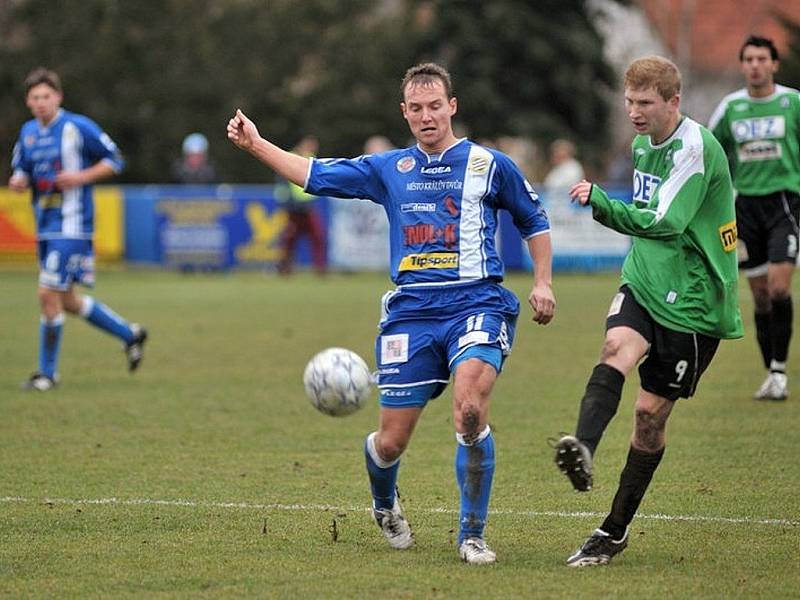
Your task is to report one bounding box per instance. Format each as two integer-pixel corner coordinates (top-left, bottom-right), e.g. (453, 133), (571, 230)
(400, 63), (453, 100)
(739, 36), (778, 61)
(24, 67), (62, 94)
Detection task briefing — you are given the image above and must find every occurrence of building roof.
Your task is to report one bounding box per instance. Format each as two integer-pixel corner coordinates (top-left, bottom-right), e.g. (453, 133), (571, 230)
(638, 0), (800, 72)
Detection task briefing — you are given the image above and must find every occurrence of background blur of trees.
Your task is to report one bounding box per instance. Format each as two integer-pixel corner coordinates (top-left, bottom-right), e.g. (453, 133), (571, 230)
(1, 0), (628, 183)
(779, 18), (800, 90)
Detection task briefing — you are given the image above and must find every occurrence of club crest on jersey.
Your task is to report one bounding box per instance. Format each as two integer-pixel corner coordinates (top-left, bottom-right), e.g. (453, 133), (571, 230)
(396, 156), (416, 173)
(25, 135), (35, 147)
(63, 128), (79, 143)
(719, 220), (737, 253)
(468, 156), (489, 174)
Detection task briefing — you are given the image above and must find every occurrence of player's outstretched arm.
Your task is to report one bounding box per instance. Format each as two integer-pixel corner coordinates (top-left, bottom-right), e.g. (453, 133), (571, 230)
(226, 109), (310, 187)
(526, 232), (555, 325)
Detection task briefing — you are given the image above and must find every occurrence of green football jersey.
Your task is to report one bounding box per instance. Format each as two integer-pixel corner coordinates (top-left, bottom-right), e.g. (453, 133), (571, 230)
(589, 117), (743, 339)
(708, 84), (800, 195)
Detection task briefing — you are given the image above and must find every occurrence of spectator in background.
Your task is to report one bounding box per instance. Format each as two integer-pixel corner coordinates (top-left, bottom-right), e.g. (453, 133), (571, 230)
(363, 134), (394, 155)
(543, 139), (585, 195)
(171, 132), (218, 184)
(275, 135), (326, 275)
(9, 67), (147, 391)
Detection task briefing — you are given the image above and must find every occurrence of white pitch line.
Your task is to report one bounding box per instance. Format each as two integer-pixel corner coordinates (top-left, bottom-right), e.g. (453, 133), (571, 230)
(1, 495), (797, 527)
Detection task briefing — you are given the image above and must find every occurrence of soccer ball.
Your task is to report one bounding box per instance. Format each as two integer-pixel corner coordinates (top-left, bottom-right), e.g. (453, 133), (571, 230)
(303, 347), (374, 417)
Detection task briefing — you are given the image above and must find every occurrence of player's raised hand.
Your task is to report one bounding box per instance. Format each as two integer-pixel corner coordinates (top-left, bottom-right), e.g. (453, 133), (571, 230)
(8, 173), (29, 192)
(227, 109), (260, 152)
(569, 180), (593, 206)
(528, 281), (555, 325)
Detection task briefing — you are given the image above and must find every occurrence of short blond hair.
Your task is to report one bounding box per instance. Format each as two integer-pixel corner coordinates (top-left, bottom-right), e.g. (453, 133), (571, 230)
(624, 56), (681, 101)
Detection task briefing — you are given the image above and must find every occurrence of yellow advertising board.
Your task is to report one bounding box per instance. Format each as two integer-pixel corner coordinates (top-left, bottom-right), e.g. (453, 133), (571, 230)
(0, 186), (123, 260)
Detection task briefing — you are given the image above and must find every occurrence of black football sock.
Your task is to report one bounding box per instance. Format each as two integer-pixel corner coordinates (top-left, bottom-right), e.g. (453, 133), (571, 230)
(575, 363), (625, 456)
(754, 311), (773, 370)
(600, 445), (665, 540)
(770, 297), (792, 367)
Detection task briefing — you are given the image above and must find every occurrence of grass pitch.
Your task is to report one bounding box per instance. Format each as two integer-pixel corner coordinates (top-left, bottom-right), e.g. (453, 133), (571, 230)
(1, 267), (798, 599)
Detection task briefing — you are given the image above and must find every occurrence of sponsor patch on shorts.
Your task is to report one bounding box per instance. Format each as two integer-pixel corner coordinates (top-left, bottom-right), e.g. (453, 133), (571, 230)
(381, 333), (409, 364)
(457, 330), (490, 348)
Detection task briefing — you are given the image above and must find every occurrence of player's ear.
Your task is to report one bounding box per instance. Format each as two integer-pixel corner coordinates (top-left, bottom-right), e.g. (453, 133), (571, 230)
(450, 97), (457, 116)
(400, 102), (407, 118)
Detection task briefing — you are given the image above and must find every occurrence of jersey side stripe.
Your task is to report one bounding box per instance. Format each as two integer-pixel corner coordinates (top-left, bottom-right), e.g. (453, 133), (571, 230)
(459, 145), (493, 279)
(654, 121), (705, 222)
(61, 121), (83, 237)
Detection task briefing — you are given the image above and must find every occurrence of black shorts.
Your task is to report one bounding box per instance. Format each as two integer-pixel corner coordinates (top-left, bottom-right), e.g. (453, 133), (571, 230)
(736, 191), (800, 274)
(605, 286), (720, 401)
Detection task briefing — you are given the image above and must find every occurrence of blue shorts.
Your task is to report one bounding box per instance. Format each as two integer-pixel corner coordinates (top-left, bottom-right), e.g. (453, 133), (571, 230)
(38, 239), (96, 291)
(376, 281), (520, 408)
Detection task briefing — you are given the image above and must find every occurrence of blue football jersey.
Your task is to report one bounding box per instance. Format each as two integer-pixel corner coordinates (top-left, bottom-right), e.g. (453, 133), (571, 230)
(306, 138), (549, 285)
(11, 108), (124, 240)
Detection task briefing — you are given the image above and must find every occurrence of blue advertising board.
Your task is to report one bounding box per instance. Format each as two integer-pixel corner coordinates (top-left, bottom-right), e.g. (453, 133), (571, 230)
(124, 184), (327, 270)
(122, 184), (630, 272)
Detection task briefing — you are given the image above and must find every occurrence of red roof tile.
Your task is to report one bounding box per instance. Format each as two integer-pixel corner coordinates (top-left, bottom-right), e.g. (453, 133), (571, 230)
(638, 0), (800, 72)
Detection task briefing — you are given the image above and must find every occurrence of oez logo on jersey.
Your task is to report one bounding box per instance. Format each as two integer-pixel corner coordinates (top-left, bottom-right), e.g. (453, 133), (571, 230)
(632, 169), (661, 205)
(731, 116), (785, 142)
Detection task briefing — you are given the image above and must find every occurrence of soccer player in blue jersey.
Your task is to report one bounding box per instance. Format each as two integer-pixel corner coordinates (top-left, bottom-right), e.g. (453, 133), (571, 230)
(8, 68), (147, 391)
(228, 63), (555, 564)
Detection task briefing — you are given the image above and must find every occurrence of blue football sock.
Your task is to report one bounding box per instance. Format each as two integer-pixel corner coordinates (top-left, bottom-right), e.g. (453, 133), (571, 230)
(39, 314), (65, 379)
(455, 425), (495, 543)
(364, 432), (399, 510)
(80, 296), (134, 343)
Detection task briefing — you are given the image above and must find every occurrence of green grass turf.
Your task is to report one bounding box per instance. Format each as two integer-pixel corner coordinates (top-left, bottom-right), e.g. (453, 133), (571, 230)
(1, 267), (798, 598)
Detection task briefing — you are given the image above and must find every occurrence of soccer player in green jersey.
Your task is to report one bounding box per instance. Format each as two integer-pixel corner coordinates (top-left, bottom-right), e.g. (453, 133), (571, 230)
(709, 36), (799, 401)
(552, 56), (743, 566)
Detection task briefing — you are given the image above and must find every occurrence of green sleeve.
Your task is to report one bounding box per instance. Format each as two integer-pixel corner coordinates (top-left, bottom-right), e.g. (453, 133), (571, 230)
(710, 117), (728, 149)
(589, 153), (707, 239)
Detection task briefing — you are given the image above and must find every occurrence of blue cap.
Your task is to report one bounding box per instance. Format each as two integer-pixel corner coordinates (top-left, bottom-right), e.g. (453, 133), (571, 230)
(182, 133), (208, 155)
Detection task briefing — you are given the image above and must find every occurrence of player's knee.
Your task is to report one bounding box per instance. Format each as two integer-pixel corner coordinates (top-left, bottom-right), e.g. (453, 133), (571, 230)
(633, 406), (666, 452)
(455, 404), (487, 441)
(769, 287), (791, 302)
(752, 287), (771, 312)
(599, 337), (625, 362)
(376, 434), (407, 462)
(37, 288), (62, 316)
(62, 293), (84, 315)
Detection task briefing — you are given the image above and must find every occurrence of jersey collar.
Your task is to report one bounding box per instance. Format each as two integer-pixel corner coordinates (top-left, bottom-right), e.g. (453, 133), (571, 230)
(415, 137), (468, 163)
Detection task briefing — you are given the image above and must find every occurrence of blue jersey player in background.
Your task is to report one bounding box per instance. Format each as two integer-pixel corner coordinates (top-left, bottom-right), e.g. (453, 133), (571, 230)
(9, 68), (147, 391)
(227, 63), (555, 564)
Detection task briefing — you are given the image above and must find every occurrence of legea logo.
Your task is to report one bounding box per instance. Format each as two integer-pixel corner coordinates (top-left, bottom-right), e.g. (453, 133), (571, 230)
(420, 165), (451, 174)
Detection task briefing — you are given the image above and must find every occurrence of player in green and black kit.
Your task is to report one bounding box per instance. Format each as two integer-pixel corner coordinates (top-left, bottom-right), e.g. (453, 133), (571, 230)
(552, 56), (743, 566)
(708, 36), (799, 401)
